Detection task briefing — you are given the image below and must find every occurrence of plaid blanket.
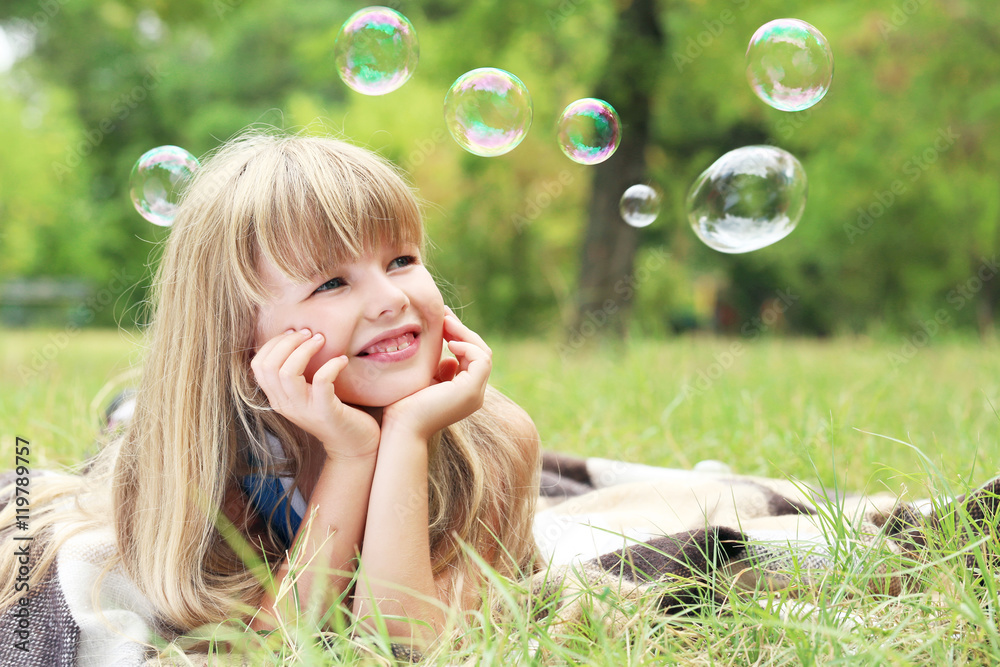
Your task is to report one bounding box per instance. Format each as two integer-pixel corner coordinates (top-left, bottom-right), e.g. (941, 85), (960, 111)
(0, 468), (157, 666)
(530, 452), (998, 630)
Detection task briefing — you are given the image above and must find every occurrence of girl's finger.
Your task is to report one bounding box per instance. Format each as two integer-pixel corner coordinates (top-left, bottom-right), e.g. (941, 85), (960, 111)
(280, 332), (325, 380)
(253, 328), (295, 357)
(447, 340), (491, 376)
(447, 338), (490, 361)
(313, 353), (349, 386)
(254, 330), (315, 406)
(255, 329), (312, 374)
(312, 355), (349, 407)
(442, 315), (491, 354)
(251, 330), (291, 377)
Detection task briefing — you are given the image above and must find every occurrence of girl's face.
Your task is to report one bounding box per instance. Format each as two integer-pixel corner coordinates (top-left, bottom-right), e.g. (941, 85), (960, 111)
(255, 241), (446, 407)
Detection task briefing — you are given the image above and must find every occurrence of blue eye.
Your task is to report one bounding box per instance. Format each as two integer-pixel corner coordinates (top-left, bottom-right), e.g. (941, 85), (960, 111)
(389, 255), (417, 269)
(314, 277), (345, 293)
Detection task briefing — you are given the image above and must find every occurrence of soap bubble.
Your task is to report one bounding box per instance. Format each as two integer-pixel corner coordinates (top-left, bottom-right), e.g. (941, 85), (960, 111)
(129, 145), (199, 227)
(746, 19), (833, 112)
(686, 145), (806, 253)
(619, 184), (661, 228)
(334, 6), (419, 95)
(444, 68), (532, 157)
(556, 98), (621, 165)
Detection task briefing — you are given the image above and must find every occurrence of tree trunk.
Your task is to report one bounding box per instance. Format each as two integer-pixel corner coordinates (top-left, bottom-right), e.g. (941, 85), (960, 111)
(571, 0), (664, 343)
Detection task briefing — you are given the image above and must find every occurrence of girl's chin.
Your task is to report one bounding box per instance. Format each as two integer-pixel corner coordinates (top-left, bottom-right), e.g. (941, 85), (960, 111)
(338, 376), (435, 409)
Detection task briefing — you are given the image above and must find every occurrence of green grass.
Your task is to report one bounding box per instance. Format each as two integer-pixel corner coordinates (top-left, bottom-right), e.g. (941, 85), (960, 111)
(1, 327), (141, 467)
(4, 327), (1000, 664)
(489, 334), (1000, 497)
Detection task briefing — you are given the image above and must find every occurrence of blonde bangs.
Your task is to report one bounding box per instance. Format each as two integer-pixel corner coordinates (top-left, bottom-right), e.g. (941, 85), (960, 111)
(217, 134), (424, 298)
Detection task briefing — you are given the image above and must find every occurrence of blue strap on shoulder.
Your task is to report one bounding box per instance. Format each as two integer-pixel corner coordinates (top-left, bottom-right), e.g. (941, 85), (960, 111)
(241, 473), (302, 551)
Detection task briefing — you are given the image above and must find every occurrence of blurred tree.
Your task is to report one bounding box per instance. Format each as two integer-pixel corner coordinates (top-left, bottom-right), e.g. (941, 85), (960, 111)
(571, 0), (664, 341)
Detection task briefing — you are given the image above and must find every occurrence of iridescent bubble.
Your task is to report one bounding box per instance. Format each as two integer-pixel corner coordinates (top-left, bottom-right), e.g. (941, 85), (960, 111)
(129, 145), (199, 227)
(746, 18), (833, 112)
(556, 98), (621, 165)
(334, 6), (419, 96)
(619, 184), (661, 228)
(686, 145), (807, 253)
(443, 68), (532, 157)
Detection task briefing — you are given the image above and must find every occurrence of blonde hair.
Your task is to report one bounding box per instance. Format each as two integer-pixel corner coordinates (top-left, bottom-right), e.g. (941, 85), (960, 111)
(0, 131), (539, 632)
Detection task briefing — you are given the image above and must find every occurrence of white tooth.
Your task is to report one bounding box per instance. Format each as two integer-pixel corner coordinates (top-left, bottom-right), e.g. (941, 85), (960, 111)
(367, 333), (416, 355)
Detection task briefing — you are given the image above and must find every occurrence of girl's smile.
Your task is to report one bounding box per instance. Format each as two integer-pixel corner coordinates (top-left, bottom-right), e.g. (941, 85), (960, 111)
(356, 326), (421, 362)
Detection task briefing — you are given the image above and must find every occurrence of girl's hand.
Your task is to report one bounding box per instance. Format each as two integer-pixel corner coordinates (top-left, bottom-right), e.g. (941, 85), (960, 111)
(251, 329), (380, 459)
(381, 310), (492, 441)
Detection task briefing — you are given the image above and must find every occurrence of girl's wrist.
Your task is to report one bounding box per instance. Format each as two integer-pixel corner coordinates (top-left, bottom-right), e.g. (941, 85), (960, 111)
(377, 420), (432, 455)
(320, 443), (380, 464)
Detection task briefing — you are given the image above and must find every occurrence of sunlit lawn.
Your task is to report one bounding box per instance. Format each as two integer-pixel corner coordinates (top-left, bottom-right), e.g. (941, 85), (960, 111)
(494, 333), (1000, 499)
(4, 327), (1000, 664)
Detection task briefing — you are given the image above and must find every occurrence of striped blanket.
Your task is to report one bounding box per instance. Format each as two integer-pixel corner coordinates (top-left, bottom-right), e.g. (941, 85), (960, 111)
(530, 452), (998, 630)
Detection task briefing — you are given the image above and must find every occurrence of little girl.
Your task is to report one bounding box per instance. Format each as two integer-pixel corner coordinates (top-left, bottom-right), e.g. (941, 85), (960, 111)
(0, 132), (541, 659)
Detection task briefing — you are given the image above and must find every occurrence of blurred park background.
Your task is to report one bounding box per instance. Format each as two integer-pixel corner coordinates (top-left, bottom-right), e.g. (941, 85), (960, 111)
(0, 0), (997, 341)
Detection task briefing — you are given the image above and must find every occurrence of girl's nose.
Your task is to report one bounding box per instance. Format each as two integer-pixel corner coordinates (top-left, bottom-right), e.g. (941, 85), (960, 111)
(363, 271), (409, 320)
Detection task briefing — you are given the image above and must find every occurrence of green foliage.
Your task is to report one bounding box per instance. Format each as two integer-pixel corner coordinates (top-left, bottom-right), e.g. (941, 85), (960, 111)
(1, 0), (998, 336)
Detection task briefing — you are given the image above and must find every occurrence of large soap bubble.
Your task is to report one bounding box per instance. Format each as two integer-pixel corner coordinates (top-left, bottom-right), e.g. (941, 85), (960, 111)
(129, 145), (199, 227)
(556, 98), (621, 165)
(444, 67), (532, 157)
(334, 6), (419, 95)
(686, 145), (807, 253)
(619, 184), (661, 228)
(746, 18), (833, 112)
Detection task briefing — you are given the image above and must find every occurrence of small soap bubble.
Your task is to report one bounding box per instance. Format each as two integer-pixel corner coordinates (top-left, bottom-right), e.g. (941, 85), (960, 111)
(556, 98), (621, 165)
(686, 145), (807, 253)
(746, 18), (833, 112)
(444, 68), (532, 157)
(129, 145), (199, 227)
(334, 6), (419, 95)
(619, 184), (661, 228)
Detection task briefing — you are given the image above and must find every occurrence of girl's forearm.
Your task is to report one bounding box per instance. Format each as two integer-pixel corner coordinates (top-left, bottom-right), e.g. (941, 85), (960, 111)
(253, 452), (377, 630)
(352, 426), (443, 645)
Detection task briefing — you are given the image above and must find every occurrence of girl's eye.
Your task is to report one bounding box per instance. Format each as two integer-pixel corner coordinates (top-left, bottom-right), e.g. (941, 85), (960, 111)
(314, 277), (345, 294)
(389, 255), (417, 270)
